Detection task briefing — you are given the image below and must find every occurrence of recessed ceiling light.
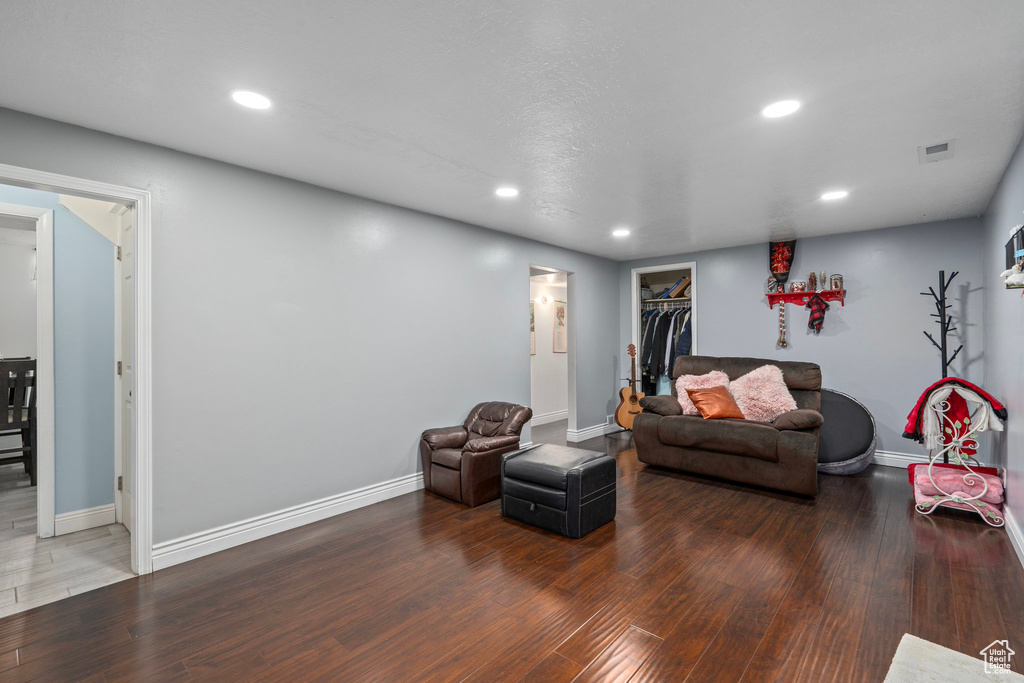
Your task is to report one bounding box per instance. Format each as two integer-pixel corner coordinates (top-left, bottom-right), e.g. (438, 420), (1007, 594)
(612, 228), (631, 238)
(495, 187), (519, 198)
(761, 100), (800, 118)
(231, 90), (272, 110)
(821, 190), (849, 201)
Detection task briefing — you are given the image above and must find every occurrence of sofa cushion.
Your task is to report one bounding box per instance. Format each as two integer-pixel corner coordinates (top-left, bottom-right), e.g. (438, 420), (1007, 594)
(675, 370), (730, 415)
(773, 409), (824, 430)
(686, 386), (745, 420)
(657, 415), (779, 461)
(729, 365), (798, 422)
(640, 395), (683, 416)
(671, 356), (822, 391)
(431, 448), (463, 470)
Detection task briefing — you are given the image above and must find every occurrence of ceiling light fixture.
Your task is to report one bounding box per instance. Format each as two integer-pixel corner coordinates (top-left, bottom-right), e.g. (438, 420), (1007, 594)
(761, 100), (800, 118)
(820, 190), (849, 201)
(231, 90), (273, 110)
(612, 228), (630, 238)
(547, 273), (555, 282)
(495, 187), (519, 198)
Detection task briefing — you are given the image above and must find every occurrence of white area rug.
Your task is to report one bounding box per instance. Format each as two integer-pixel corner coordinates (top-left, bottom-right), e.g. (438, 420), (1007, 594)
(885, 634), (1023, 682)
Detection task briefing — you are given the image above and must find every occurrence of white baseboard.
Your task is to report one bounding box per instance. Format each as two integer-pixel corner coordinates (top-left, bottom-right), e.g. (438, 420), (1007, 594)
(872, 450), (993, 470)
(531, 410), (568, 427)
(518, 441), (534, 450)
(873, 450), (930, 469)
(152, 472), (424, 571)
(567, 423), (613, 443)
(1005, 505), (1024, 572)
(54, 504), (115, 536)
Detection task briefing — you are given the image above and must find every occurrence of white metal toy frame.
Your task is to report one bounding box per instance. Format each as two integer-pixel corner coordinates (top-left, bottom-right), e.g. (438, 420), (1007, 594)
(914, 397), (1004, 527)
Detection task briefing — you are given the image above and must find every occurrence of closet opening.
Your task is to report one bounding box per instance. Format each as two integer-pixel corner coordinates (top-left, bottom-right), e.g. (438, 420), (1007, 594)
(529, 266), (572, 446)
(631, 262), (697, 397)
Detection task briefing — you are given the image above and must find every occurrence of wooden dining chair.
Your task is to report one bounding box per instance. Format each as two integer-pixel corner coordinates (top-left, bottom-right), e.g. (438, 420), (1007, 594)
(1, 359), (37, 486)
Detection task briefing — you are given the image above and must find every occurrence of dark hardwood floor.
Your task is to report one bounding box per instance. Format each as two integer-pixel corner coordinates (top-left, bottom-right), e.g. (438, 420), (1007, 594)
(1, 429), (1022, 681)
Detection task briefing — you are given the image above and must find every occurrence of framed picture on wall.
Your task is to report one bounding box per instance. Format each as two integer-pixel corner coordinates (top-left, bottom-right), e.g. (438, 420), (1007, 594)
(1005, 224), (1024, 289)
(553, 300), (567, 353)
(530, 302), (536, 355)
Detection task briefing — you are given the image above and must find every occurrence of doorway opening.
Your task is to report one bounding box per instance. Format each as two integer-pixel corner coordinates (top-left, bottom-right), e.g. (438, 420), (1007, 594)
(0, 162), (152, 617)
(529, 266), (573, 446)
(631, 261), (697, 396)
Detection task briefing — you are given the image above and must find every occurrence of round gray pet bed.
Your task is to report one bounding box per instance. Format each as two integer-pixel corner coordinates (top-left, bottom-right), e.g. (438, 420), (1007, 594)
(817, 388), (877, 475)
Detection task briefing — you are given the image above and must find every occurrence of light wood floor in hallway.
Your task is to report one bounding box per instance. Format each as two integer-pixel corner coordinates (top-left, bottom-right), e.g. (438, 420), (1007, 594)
(0, 462), (133, 619)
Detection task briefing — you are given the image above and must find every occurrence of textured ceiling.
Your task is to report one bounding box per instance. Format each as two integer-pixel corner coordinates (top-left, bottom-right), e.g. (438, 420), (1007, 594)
(2, 1), (1023, 260)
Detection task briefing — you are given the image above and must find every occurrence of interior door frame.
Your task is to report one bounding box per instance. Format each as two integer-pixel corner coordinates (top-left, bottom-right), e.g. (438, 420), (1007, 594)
(0, 202), (54, 540)
(527, 264), (578, 441)
(0, 163), (154, 575)
(630, 261), (698, 360)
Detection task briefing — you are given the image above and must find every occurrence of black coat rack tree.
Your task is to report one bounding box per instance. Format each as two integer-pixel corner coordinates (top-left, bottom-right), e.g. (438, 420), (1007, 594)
(921, 270), (963, 379)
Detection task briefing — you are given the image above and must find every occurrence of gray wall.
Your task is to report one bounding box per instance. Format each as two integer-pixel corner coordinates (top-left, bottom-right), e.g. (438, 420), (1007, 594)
(619, 219), (986, 454)
(983, 130), (1024, 512)
(0, 184), (115, 514)
(0, 108), (622, 544)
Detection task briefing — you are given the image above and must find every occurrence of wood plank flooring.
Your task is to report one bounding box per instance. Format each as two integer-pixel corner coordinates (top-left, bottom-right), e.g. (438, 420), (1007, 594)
(0, 463), (134, 620)
(1, 432), (1022, 681)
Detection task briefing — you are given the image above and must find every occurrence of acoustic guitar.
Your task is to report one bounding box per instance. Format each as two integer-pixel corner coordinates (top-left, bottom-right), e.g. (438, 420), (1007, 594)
(615, 344), (645, 430)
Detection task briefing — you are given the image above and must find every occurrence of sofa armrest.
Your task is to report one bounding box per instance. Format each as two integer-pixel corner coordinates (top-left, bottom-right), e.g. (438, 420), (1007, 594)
(773, 409), (824, 431)
(465, 434), (520, 452)
(422, 426), (468, 450)
(640, 395), (683, 417)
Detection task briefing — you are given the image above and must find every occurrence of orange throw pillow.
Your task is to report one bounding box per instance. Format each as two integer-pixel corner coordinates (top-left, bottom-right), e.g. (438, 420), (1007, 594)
(685, 386), (745, 420)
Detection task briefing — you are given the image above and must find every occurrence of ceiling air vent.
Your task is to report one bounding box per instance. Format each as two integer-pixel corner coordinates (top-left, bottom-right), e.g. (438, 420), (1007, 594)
(918, 139), (955, 164)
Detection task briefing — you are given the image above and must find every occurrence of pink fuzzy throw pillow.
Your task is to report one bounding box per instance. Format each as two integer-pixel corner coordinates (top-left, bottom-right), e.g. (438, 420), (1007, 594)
(729, 365), (797, 422)
(675, 371), (730, 415)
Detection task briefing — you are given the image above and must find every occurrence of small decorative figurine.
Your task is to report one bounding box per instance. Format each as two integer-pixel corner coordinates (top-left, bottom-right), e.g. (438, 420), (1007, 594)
(808, 271), (817, 291)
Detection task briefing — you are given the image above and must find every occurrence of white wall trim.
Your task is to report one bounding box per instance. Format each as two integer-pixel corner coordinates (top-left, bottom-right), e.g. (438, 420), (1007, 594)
(873, 450), (931, 469)
(567, 422), (614, 443)
(529, 264), (577, 435)
(531, 409), (568, 427)
(152, 472), (424, 571)
(518, 441), (534, 450)
(1004, 505), (1024, 572)
(0, 162), (153, 575)
(872, 449), (994, 470)
(54, 504), (115, 536)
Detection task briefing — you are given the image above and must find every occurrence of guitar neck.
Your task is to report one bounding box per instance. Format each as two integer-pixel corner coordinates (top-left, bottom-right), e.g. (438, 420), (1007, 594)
(630, 356), (638, 394)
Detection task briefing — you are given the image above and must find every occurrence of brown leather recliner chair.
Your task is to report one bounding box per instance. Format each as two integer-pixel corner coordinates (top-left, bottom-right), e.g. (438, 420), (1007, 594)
(420, 401), (532, 507)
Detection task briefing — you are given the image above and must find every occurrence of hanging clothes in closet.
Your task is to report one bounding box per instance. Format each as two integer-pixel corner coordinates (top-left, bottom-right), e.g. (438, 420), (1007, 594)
(640, 302), (692, 395)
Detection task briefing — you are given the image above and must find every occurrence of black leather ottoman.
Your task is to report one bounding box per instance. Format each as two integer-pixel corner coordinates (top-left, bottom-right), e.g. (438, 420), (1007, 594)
(500, 444), (616, 538)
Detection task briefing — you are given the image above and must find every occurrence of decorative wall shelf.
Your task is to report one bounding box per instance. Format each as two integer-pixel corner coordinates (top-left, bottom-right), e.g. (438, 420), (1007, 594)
(766, 289), (846, 309)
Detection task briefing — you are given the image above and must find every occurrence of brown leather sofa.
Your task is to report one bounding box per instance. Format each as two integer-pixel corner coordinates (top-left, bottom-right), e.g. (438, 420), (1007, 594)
(419, 401), (532, 507)
(634, 356), (822, 496)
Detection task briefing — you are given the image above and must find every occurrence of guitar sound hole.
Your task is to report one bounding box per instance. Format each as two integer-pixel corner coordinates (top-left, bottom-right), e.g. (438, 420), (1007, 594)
(629, 396), (639, 405)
